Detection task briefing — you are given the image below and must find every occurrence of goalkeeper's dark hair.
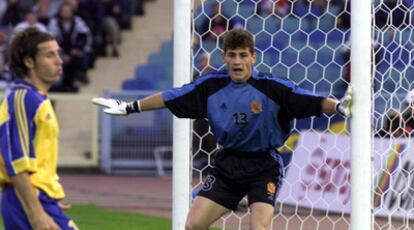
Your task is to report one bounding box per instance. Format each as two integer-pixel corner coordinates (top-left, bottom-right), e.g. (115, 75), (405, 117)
(222, 28), (254, 54)
(8, 27), (56, 78)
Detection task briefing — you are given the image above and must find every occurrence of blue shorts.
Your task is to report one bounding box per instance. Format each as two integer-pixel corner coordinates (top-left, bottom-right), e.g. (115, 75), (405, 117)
(1, 186), (78, 230)
(197, 149), (284, 211)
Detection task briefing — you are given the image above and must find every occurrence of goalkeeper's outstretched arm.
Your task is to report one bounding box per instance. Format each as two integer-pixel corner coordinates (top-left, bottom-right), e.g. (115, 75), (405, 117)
(139, 92), (165, 111)
(321, 86), (352, 117)
(92, 92), (166, 115)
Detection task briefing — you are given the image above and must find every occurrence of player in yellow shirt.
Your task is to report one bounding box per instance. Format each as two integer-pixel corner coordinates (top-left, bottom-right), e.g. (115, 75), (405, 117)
(0, 27), (77, 230)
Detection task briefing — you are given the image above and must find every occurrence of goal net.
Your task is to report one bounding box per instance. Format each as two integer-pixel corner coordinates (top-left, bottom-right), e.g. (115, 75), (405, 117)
(190, 0), (414, 229)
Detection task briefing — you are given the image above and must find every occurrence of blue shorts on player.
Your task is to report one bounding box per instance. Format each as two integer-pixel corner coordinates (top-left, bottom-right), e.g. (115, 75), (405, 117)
(1, 186), (78, 230)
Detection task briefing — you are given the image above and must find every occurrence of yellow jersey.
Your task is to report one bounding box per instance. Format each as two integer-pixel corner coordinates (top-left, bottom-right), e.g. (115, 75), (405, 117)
(0, 80), (64, 199)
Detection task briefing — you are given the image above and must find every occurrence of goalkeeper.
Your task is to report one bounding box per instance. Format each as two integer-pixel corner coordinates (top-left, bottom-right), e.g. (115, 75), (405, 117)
(93, 28), (352, 230)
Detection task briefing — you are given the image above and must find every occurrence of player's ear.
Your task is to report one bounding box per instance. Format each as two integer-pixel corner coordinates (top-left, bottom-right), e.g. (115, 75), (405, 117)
(251, 51), (256, 63)
(23, 57), (34, 69)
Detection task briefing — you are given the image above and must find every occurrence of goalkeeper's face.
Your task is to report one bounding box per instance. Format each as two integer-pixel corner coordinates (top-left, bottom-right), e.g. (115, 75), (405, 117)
(222, 47), (256, 82)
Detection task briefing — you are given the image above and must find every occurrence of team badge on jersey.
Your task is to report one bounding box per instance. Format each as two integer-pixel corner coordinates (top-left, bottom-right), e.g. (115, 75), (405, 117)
(267, 182), (276, 196)
(250, 100), (262, 114)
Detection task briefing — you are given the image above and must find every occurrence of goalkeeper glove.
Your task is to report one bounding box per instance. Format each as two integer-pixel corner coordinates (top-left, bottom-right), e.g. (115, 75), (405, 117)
(335, 86), (353, 117)
(92, 97), (141, 115)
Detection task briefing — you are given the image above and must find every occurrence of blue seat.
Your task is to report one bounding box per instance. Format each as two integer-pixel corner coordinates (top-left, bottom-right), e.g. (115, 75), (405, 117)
(317, 47), (334, 67)
(272, 31), (290, 50)
(246, 16), (264, 35)
(289, 64), (306, 83)
(307, 64), (324, 83)
(282, 17), (300, 33)
(122, 78), (156, 90)
(238, 1), (255, 18)
(271, 65), (288, 78)
(325, 64), (343, 83)
(298, 47), (316, 66)
(264, 16), (281, 34)
(309, 30), (326, 45)
(255, 32), (272, 51)
(221, 0), (237, 17)
(200, 40), (218, 52)
(319, 14), (336, 33)
(161, 40), (173, 56)
(292, 4), (309, 17)
(135, 64), (166, 81)
(281, 48), (298, 67)
(327, 28), (347, 43)
(262, 48), (279, 67)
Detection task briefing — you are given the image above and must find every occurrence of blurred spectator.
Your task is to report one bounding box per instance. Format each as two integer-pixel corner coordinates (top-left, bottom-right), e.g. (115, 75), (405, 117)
(66, 0), (108, 64)
(0, 1), (7, 22)
(2, 0), (23, 26)
(402, 90), (414, 135)
(341, 39), (380, 90)
(14, 10), (48, 32)
(375, 0), (410, 31)
(0, 28), (10, 89)
(197, 3), (229, 42)
(48, 2), (92, 92)
(257, 0), (290, 17)
(192, 52), (216, 169)
(105, 0), (133, 30)
(99, 0), (123, 57)
(336, 0), (350, 30)
(376, 108), (405, 137)
(32, 0), (64, 25)
(193, 52), (212, 78)
(0, 53), (12, 90)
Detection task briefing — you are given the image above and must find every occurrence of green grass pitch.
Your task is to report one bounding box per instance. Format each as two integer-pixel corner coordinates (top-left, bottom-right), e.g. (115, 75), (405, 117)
(0, 204), (222, 230)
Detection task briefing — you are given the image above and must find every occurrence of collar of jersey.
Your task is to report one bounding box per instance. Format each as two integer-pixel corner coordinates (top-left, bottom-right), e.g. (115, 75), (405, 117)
(12, 79), (38, 91)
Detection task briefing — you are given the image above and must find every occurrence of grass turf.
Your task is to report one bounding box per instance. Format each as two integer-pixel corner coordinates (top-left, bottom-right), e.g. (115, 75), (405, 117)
(0, 204), (222, 230)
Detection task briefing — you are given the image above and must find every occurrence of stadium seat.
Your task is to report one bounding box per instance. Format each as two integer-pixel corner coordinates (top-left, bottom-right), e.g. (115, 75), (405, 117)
(292, 4), (308, 17)
(262, 48), (279, 67)
(290, 64), (306, 83)
(160, 40), (173, 56)
(135, 64), (166, 80)
(298, 47), (316, 66)
(264, 16), (281, 34)
(281, 48), (298, 67)
(221, 0), (237, 18)
(319, 14), (336, 33)
(246, 16), (264, 35)
(272, 31), (290, 50)
(282, 17), (300, 33)
(238, 1), (255, 18)
(271, 65), (288, 78)
(317, 47), (334, 67)
(255, 32), (272, 51)
(122, 78), (156, 90)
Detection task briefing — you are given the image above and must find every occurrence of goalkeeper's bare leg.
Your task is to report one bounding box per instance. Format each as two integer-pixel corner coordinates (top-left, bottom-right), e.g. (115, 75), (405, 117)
(185, 196), (229, 230)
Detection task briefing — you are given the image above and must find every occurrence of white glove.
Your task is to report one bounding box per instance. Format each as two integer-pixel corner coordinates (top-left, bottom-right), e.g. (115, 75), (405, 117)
(92, 97), (140, 115)
(336, 87), (353, 117)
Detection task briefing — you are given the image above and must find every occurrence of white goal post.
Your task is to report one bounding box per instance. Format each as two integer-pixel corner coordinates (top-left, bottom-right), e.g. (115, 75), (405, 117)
(173, 0), (192, 229)
(350, 0), (371, 229)
(172, 0), (372, 229)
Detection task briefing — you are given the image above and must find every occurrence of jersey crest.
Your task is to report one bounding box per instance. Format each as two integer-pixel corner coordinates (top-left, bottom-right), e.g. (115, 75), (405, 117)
(250, 100), (262, 114)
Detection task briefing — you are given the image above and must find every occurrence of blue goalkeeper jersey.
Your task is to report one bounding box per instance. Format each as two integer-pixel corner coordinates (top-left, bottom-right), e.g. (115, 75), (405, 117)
(162, 70), (325, 152)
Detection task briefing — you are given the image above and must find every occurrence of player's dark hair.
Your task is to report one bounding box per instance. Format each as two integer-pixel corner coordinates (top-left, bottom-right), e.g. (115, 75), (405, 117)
(223, 28), (254, 54)
(8, 27), (56, 78)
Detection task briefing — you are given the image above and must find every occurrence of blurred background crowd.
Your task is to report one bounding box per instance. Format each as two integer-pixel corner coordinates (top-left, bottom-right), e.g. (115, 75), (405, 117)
(0, 0), (145, 92)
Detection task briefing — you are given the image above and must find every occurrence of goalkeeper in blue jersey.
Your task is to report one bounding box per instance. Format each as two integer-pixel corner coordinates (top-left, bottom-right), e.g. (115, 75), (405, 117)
(93, 28), (352, 230)
(0, 28), (78, 230)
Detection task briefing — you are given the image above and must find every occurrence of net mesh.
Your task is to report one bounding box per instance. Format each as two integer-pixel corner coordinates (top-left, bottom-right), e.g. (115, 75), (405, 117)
(191, 0), (414, 229)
